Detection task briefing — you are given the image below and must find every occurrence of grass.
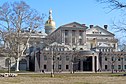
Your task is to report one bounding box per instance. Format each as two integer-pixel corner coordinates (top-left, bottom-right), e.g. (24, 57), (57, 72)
(0, 72), (126, 84)
(18, 72), (125, 78)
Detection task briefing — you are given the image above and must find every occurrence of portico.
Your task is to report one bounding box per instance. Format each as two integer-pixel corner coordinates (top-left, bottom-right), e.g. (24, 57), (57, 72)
(73, 51), (99, 72)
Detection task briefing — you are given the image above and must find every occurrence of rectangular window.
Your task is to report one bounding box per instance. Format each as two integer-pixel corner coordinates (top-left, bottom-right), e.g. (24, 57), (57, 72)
(102, 49), (104, 52)
(125, 57), (126, 61)
(72, 38), (76, 44)
(111, 57), (114, 61)
(44, 65), (46, 69)
(113, 44), (115, 48)
(105, 49), (107, 52)
(72, 30), (75, 36)
(66, 65), (69, 69)
(66, 56), (69, 61)
(53, 65), (54, 69)
(118, 58), (121, 61)
(79, 39), (82, 45)
(105, 65), (107, 69)
(99, 49), (101, 52)
(65, 38), (68, 45)
(58, 65), (61, 69)
(90, 43), (93, 48)
(118, 65), (121, 69)
(108, 49), (110, 52)
(105, 57), (107, 61)
(44, 56), (47, 60)
(79, 31), (83, 36)
(125, 65), (126, 69)
(65, 30), (68, 36)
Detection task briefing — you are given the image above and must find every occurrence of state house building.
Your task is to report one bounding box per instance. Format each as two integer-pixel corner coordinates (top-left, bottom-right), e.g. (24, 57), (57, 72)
(27, 9), (126, 73)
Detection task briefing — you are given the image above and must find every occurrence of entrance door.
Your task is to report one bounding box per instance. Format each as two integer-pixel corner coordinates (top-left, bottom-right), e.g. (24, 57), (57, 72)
(19, 59), (27, 71)
(83, 57), (92, 71)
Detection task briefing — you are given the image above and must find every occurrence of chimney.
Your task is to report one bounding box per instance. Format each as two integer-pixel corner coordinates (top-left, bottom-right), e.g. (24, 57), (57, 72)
(90, 25), (93, 28)
(104, 25), (108, 30)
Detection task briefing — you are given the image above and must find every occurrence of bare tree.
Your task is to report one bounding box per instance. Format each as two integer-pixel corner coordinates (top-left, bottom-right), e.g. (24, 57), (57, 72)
(97, 0), (126, 43)
(107, 56), (117, 73)
(0, 1), (44, 71)
(97, 0), (126, 10)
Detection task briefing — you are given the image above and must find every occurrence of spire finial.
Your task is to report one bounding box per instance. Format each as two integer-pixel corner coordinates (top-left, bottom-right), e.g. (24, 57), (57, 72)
(49, 9), (52, 20)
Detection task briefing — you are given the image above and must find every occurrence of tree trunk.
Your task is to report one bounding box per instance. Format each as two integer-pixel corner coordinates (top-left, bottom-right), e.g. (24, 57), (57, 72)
(51, 49), (54, 77)
(15, 58), (19, 71)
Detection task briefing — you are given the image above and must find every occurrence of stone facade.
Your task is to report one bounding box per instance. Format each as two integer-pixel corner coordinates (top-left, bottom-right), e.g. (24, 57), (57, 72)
(29, 10), (125, 73)
(100, 52), (126, 72)
(1, 9), (125, 73)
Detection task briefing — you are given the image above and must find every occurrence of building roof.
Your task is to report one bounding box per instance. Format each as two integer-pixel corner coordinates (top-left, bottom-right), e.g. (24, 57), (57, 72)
(86, 25), (115, 36)
(98, 43), (112, 47)
(60, 22), (88, 28)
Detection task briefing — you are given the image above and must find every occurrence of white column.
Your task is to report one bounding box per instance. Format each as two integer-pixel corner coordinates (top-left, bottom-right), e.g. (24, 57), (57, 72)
(82, 31), (86, 45)
(82, 31), (84, 45)
(92, 56), (95, 72)
(71, 62), (74, 73)
(96, 55), (99, 71)
(84, 31), (86, 44)
(76, 30), (79, 45)
(68, 30), (72, 46)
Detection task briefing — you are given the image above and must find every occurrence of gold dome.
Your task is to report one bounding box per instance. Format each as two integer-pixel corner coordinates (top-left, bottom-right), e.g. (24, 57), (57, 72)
(45, 9), (56, 27)
(45, 9), (56, 34)
(45, 19), (56, 27)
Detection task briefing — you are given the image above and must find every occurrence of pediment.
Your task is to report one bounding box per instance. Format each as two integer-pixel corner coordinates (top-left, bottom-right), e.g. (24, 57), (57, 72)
(98, 43), (111, 47)
(86, 26), (114, 36)
(61, 22), (87, 28)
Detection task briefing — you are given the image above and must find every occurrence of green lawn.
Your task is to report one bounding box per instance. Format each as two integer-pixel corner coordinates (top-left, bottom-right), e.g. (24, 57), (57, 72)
(0, 73), (126, 84)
